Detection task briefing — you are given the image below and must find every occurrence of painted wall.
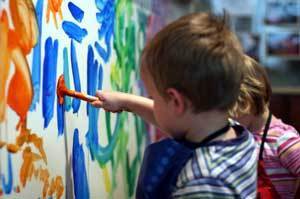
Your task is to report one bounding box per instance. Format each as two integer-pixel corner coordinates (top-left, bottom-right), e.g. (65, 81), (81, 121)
(0, 0), (154, 198)
(0, 0), (202, 198)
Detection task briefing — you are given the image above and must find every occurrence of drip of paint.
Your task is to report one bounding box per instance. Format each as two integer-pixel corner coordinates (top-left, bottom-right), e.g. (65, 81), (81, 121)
(62, 21), (87, 43)
(72, 129), (89, 199)
(42, 37), (58, 128)
(68, 2), (84, 22)
(70, 40), (81, 113)
(56, 98), (64, 136)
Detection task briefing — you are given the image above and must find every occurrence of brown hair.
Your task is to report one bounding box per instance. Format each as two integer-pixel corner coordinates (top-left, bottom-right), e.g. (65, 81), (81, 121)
(229, 55), (272, 117)
(141, 12), (245, 112)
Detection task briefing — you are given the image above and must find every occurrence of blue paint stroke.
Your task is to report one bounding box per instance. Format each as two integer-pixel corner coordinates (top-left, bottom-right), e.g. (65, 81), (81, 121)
(94, 0), (114, 62)
(85, 46), (120, 165)
(62, 21), (87, 43)
(95, 0), (114, 39)
(63, 47), (72, 112)
(30, 0), (44, 110)
(1, 153), (13, 194)
(72, 129), (89, 199)
(68, 2), (84, 23)
(56, 98), (64, 136)
(42, 37), (58, 128)
(86, 45), (98, 116)
(98, 64), (103, 90)
(70, 40), (81, 113)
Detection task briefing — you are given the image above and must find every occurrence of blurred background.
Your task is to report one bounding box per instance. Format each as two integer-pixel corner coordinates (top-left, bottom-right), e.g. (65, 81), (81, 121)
(147, 0), (300, 131)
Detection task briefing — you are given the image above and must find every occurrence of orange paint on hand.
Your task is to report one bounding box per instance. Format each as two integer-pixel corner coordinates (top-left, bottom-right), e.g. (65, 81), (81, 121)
(46, 0), (63, 28)
(0, 10), (11, 122)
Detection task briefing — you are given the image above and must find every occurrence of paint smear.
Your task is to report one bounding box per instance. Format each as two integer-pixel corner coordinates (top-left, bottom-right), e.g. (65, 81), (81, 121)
(56, 98), (64, 136)
(63, 47), (72, 111)
(70, 40), (81, 113)
(1, 153), (13, 194)
(62, 21), (87, 43)
(68, 2), (84, 22)
(72, 129), (89, 199)
(42, 37), (58, 128)
(46, 0), (63, 28)
(30, 0), (44, 111)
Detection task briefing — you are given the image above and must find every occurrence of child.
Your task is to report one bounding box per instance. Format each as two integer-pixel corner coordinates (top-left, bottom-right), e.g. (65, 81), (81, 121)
(230, 55), (300, 198)
(92, 13), (257, 198)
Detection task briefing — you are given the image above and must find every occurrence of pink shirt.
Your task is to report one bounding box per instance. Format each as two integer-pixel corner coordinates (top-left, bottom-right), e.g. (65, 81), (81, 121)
(254, 116), (300, 198)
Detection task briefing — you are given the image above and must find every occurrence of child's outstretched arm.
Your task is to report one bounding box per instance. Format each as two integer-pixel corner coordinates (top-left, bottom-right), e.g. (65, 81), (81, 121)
(91, 91), (157, 126)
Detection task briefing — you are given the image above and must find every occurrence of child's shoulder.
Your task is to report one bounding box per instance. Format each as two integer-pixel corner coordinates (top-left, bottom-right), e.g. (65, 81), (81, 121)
(269, 116), (299, 137)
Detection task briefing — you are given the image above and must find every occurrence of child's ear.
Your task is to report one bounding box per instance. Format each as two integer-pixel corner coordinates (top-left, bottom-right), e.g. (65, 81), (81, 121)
(166, 88), (186, 115)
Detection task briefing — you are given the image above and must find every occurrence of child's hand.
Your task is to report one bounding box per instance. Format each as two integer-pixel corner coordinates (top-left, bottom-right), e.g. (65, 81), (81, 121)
(91, 91), (128, 113)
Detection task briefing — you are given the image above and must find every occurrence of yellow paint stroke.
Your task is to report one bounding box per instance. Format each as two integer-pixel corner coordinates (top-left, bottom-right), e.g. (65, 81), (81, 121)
(46, 0), (63, 28)
(103, 165), (112, 193)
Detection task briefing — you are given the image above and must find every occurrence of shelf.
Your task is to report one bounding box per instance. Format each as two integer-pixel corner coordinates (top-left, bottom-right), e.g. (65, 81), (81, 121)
(266, 55), (300, 61)
(272, 86), (300, 94)
(264, 24), (300, 33)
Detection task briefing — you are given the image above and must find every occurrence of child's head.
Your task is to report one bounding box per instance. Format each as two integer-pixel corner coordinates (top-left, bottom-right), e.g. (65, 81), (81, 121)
(229, 55), (272, 126)
(140, 13), (245, 135)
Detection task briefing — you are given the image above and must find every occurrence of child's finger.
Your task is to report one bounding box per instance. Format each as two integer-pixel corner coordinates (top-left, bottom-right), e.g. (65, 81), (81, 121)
(95, 90), (105, 101)
(91, 100), (103, 107)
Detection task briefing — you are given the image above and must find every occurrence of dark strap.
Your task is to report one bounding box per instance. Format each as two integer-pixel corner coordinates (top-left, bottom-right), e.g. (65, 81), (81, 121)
(259, 111), (272, 160)
(179, 122), (231, 149)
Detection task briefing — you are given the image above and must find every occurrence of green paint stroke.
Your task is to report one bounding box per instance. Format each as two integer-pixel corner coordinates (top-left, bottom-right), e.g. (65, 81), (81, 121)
(109, 0), (148, 197)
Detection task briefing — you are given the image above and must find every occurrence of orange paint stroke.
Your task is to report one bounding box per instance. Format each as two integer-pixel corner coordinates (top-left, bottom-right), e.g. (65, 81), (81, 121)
(9, 0), (38, 55)
(0, 10), (11, 122)
(40, 168), (50, 199)
(7, 46), (33, 125)
(46, 0), (63, 28)
(19, 144), (63, 199)
(20, 146), (42, 187)
(48, 176), (64, 199)
(0, 2), (65, 198)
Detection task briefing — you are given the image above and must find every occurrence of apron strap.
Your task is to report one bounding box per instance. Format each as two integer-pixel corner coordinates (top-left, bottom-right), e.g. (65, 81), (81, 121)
(259, 111), (272, 160)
